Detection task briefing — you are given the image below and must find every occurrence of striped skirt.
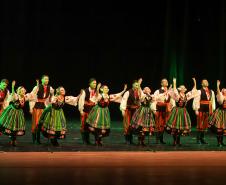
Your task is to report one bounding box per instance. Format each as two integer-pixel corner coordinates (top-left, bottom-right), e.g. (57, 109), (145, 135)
(131, 106), (155, 133)
(209, 108), (226, 133)
(86, 105), (111, 129)
(39, 106), (67, 139)
(165, 106), (191, 135)
(0, 104), (25, 136)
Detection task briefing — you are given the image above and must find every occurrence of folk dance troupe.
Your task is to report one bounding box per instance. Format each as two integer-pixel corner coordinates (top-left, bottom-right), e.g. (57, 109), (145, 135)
(0, 75), (225, 147)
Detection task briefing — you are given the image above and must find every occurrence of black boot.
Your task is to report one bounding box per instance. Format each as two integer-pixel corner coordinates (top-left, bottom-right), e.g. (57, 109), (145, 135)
(124, 134), (133, 145)
(36, 131), (41, 144)
(94, 132), (99, 146)
(95, 136), (102, 146)
(51, 138), (59, 146)
(97, 138), (102, 146)
(54, 138), (59, 146)
(138, 135), (146, 146)
(32, 133), (36, 144)
(217, 135), (221, 147)
(84, 123), (91, 145)
(50, 138), (55, 146)
(200, 132), (208, 144)
(160, 132), (166, 144)
(10, 135), (16, 147)
(84, 132), (91, 145)
(125, 135), (129, 144)
(81, 132), (85, 144)
(86, 132), (91, 144)
(129, 134), (134, 145)
(141, 135), (146, 146)
(177, 135), (182, 146)
(156, 132), (160, 144)
(196, 131), (201, 144)
(12, 140), (16, 147)
(220, 134), (226, 146)
(173, 135), (177, 146)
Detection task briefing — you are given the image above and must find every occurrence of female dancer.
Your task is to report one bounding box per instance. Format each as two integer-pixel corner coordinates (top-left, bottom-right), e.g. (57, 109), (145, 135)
(38, 86), (80, 146)
(86, 83), (127, 146)
(165, 78), (197, 146)
(130, 86), (155, 146)
(0, 80), (38, 146)
(209, 80), (226, 147)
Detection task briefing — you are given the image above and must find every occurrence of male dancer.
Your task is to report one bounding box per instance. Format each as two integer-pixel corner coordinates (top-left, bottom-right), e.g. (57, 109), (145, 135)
(30, 75), (54, 144)
(154, 78), (174, 144)
(78, 78), (98, 144)
(0, 79), (10, 115)
(193, 79), (215, 144)
(120, 79), (143, 144)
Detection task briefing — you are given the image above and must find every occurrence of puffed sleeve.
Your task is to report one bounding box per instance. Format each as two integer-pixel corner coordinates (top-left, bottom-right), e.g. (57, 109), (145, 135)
(211, 90), (216, 111)
(3, 90), (10, 109)
(186, 89), (199, 101)
(109, 93), (123, 103)
(50, 86), (54, 95)
(216, 92), (224, 105)
(29, 86), (38, 112)
(192, 90), (201, 111)
(65, 96), (79, 106)
(78, 90), (86, 113)
(7, 92), (18, 103)
(168, 89), (179, 101)
(120, 91), (129, 111)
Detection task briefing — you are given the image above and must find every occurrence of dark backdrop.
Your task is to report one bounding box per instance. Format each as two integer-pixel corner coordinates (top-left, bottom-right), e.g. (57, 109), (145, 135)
(1, 0), (225, 121)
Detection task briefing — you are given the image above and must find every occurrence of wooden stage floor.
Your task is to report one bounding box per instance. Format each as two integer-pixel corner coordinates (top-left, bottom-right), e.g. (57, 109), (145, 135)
(1, 120), (226, 152)
(0, 151), (226, 185)
(1, 120), (226, 185)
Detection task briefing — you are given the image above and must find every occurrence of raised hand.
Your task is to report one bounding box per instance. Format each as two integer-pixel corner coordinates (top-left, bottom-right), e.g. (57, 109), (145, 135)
(138, 78), (143, 85)
(97, 83), (102, 90)
(217, 80), (221, 94)
(217, 80), (220, 87)
(36, 79), (39, 86)
(80, 89), (84, 94)
(124, 84), (127, 91)
(173, 78), (176, 84)
(172, 78), (176, 89)
(192, 77), (197, 89)
(12, 80), (16, 87)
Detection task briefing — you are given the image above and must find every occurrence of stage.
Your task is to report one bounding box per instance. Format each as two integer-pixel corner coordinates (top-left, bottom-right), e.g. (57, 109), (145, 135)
(0, 151), (226, 185)
(1, 120), (226, 185)
(0, 120), (226, 152)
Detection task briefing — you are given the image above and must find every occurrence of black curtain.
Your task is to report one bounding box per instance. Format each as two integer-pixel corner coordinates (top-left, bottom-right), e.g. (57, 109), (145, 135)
(1, 0), (225, 119)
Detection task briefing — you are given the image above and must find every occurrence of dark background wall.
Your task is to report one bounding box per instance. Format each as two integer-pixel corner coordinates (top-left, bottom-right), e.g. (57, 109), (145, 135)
(1, 0), (225, 121)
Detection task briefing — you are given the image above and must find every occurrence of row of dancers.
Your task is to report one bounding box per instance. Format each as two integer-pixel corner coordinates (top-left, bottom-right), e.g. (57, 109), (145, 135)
(0, 75), (225, 147)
